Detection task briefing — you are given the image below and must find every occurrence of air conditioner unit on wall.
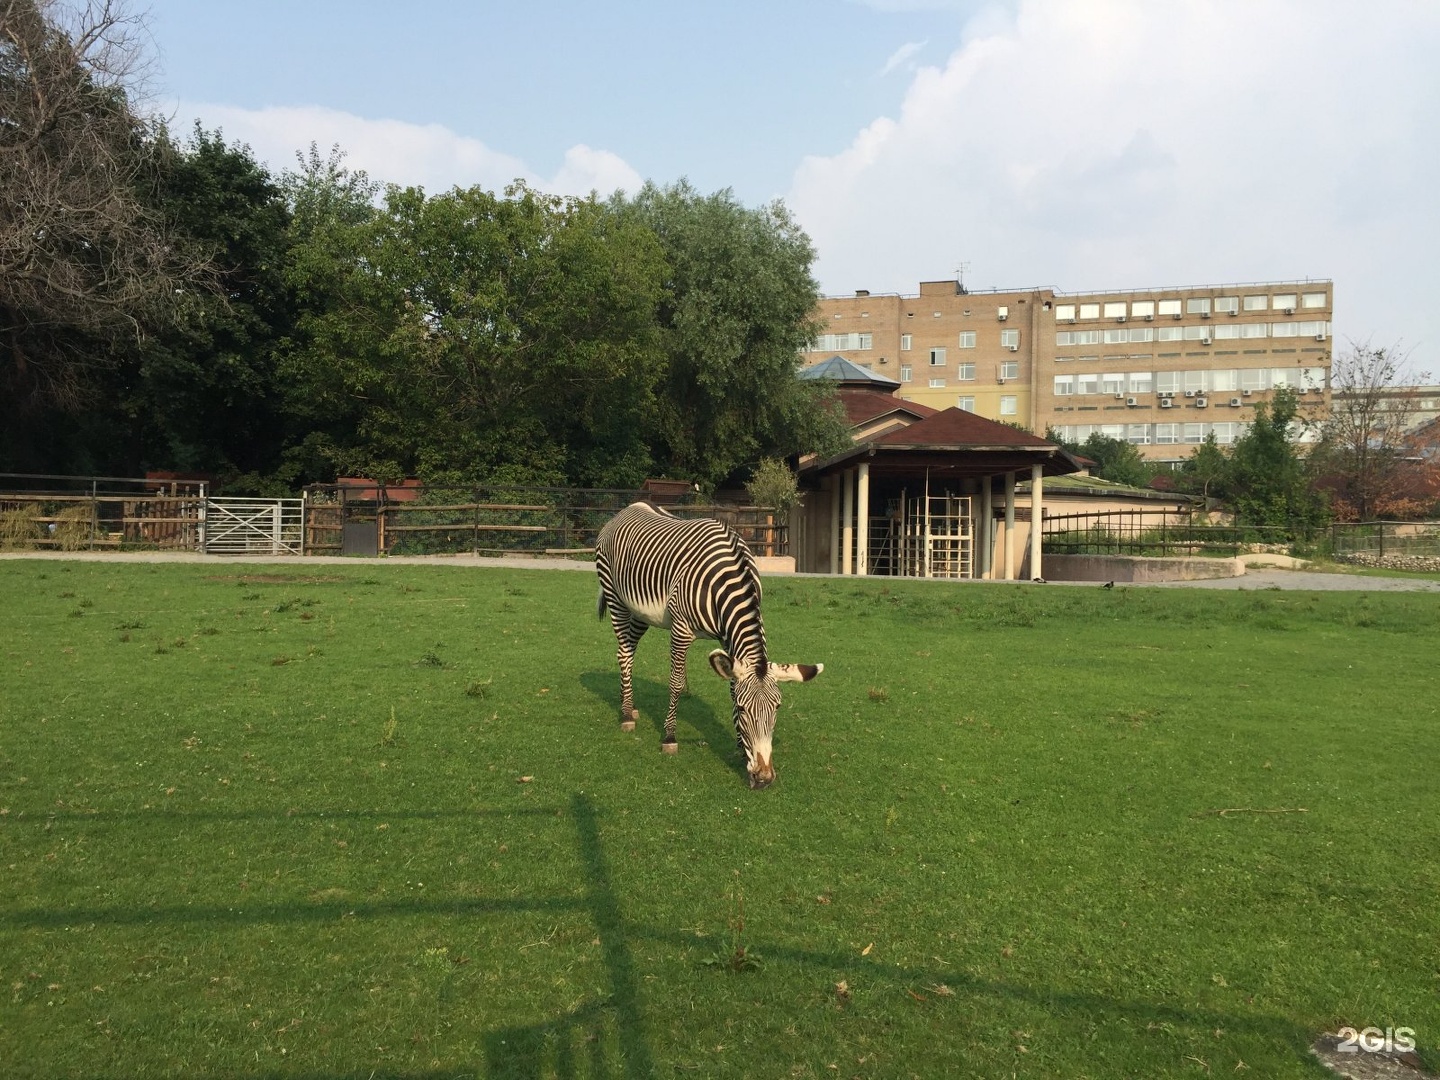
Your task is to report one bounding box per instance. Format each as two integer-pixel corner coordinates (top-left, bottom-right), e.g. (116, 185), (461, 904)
(1115, 392), (1125, 399)
(1195, 397), (1209, 408)
(1126, 396), (1138, 407)
(1144, 314), (1154, 321)
(1201, 311), (1211, 318)
(1285, 307), (1295, 315)
(1184, 390), (1196, 397)
(1007, 344), (1019, 352)
(1116, 316), (1127, 322)
(1201, 337), (1212, 345)
(1230, 397), (1243, 407)
(1160, 399), (1174, 409)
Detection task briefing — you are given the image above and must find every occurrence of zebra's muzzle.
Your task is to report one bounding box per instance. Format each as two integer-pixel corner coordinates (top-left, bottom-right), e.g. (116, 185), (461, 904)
(747, 755), (775, 790)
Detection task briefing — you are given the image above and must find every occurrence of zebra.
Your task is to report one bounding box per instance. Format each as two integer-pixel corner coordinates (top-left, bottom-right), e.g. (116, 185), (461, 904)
(595, 502), (822, 789)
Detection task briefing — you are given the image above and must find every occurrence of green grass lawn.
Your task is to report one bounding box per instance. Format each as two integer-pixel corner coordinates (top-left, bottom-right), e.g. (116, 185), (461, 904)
(1, 560), (1437, 1079)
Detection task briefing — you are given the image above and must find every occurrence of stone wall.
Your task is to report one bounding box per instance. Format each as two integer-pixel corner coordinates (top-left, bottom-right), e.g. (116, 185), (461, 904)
(1334, 552), (1440, 573)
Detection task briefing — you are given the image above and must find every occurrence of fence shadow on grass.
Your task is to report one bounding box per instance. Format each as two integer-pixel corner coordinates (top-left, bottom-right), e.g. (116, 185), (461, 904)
(0, 792), (1329, 1079)
(578, 669), (746, 785)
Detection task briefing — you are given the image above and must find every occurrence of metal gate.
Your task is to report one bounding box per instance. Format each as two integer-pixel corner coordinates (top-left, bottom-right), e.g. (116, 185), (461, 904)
(201, 497), (305, 555)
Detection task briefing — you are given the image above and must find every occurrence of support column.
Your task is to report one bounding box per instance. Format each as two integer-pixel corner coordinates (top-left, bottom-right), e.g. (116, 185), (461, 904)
(1003, 471), (1017, 581)
(856, 462), (871, 576)
(979, 476), (993, 580)
(1030, 464), (1044, 582)
(841, 468), (854, 576)
(828, 474), (840, 575)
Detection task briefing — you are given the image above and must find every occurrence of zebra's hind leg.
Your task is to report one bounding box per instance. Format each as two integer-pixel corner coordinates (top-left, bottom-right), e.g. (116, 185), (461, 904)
(662, 624), (694, 754)
(614, 617), (646, 732)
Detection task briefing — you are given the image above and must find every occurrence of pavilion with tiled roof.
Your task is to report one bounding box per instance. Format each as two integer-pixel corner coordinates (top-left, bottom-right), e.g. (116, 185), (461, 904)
(793, 361), (1083, 580)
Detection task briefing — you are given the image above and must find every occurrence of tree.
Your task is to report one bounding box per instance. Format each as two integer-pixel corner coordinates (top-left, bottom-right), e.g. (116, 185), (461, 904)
(1226, 387), (1327, 530)
(1311, 341), (1429, 520)
(1046, 429), (1156, 488)
(282, 180), (669, 487)
(0, 0), (203, 411)
(610, 181), (850, 490)
(1176, 431), (1230, 500)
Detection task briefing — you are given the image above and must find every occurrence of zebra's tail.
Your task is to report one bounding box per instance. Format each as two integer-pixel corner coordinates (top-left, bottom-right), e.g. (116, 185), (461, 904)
(596, 588), (607, 620)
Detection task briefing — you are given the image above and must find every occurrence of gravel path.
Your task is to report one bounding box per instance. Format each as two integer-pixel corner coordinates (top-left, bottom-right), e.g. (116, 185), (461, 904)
(3, 551), (1438, 591)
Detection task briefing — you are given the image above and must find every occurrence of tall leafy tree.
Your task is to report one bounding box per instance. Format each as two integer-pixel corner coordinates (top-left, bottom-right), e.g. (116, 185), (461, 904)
(1227, 387), (1328, 530)
(283, 180), (668, 486)
(1311, 341), (1427, 520)
(611, 181), (849, 490)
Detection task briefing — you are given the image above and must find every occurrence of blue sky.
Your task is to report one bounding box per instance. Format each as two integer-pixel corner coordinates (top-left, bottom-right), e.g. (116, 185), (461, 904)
(143, 0), (1440, 374)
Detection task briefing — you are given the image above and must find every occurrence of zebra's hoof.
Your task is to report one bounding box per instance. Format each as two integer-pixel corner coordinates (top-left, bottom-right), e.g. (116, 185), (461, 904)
(620, 720), (636, 733)
(661, 741), (679, 755)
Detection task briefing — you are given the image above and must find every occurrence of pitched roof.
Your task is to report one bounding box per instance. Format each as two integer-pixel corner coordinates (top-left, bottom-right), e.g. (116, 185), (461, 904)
(839, 388), (937, 428)
(871, 407), (1056, 448)
(799, 355), (901, 388)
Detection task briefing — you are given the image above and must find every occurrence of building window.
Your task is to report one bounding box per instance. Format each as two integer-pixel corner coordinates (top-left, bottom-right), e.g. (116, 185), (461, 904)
(957, 363), (976, 381)
(957, 396), (975, 412)
(1183, 423), (1206, 444)
(1271, 322), (1299, 338)
(1000, 329), (1020, 348)
(1131, 300), (1155, 319)
(1101, 372), (1126, 395)
(1156, 370), (1181, 394)
(1213, 323), (1241, 339)
(999, 395), (1018, 416)
(1158, 299), (1182, 317)
(1128, 327), (1155, 342)
(813, 332), (872, 351)
(1103, 328), (1128, 344)
(899, 365), (912, 383)
(1056, 331), (1073, 346)
(1001, 360), (1019, 381)
(1073, 329), (1101, 345)
(958, 331), (976, 348)
(1210, 369), (1238, 393)
(929, 347), (946, 366)
(1104, 301), (1127, 319)
(1243, 295), (1267, 311)
(1239, 323), (1268, 338)
(1155, 423), (1179, 445)
(1077, 372), (1100, 395)
(1128, 371), (1153, 394)
(1187, 297), (1212, 315)
(1053, 375), (1075, 396)
(1157, 326), (1184, 342)
(1272, 293), (1298, 311)
(929, 378), (946, 388)
(1127, 424), (1151, 445)
(1239, 368), (1270, 391)
(1214, 296), (1239, 314)
(1055, 304), (1076, 321)
(1183, 325), (1210, 340)
(1302, 291), (1327, 309)
(1078, 302), (1100, 319)
(901, 334), (912, 351)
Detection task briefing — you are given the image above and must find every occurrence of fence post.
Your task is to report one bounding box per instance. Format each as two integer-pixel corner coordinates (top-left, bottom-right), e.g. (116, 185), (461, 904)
(1378, 522), (1385, 560)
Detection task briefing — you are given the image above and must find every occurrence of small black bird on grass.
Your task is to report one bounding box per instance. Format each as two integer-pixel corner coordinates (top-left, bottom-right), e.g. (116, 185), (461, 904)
(1102, 580), (1114, 589)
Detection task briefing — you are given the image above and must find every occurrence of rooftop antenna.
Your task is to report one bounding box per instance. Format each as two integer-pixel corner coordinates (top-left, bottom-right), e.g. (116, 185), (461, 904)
(954, 261), (970, 296)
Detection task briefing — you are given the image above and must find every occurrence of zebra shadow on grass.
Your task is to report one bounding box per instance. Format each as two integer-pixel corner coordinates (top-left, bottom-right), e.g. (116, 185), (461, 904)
(578, 667), (748, 785)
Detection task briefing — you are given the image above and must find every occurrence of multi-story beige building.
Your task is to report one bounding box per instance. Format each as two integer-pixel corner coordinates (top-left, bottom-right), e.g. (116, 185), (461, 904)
(805, 278), (1334, 462)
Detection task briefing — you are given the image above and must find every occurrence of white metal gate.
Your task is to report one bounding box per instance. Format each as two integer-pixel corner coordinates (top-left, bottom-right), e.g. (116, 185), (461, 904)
(201, 497), (305, 555)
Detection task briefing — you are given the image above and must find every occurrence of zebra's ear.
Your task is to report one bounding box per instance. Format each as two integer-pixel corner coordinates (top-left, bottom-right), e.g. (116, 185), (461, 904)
(772, 662), (823, 683)
(708, 649), (736, 681)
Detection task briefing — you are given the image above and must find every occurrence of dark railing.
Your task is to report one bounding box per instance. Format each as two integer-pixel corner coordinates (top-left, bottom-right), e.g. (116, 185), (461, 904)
(1330, 520), (1440, 558)
(304, 484), (789, 559)
(1040, 509), (1307, 558)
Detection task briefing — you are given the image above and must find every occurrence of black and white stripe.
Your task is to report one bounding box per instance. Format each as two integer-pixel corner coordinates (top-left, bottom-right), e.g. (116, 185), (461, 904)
(595, 502), (821, 788)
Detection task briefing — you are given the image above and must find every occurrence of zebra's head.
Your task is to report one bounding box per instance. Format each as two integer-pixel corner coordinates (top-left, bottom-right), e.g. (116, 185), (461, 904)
(708, 649), (823, 789)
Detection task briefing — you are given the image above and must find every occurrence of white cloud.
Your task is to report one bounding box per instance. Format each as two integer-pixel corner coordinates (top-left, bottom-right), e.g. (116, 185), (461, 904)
(790, 0), (1440, 355)
(170, 102), (642, 199)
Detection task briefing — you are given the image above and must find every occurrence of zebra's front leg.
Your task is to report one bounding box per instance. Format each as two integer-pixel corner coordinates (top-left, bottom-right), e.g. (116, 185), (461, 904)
(662, 623), (695, 754)
(613, 617), (646, 732)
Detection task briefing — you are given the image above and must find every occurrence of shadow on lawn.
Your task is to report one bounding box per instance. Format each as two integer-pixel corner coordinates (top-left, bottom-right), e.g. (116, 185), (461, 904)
(578, 669), (746, 784)
(1, 793), (1328, 1080)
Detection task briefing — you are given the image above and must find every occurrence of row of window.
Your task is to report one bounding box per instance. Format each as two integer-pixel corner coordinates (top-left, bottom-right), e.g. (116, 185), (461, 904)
(955, 395), (1019, 416)
(1056, 292), (1326, 321)
(904, 361), (1020, 382)
(1058, 321), (1329, 346)
(1054, 421), (1319, 447)
(1053, 367), (1326, 396)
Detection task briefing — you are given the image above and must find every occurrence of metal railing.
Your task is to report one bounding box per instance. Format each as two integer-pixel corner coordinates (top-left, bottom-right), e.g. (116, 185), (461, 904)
(1330, 521), (1440, 558)
(1040, 509), (1308, 558)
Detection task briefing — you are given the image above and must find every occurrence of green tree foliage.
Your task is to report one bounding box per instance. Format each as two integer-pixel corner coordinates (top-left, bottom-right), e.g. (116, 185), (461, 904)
(611, 181), (849, 491)
(1047, 430), (1156, 488)
(1225, 388), (1328, 529)
(1175, 432), (1229, 499)
(283, 180), (668, 486)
